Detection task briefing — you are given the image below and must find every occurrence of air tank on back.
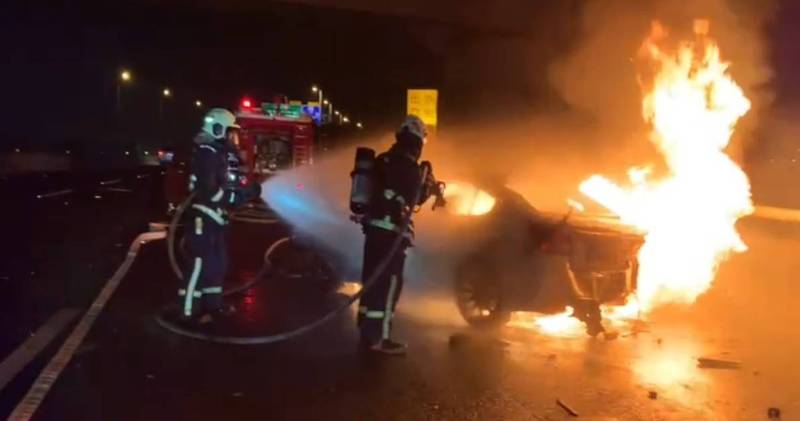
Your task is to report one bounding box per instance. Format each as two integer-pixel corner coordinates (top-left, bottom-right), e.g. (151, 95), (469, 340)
(350, 147), (375, 214)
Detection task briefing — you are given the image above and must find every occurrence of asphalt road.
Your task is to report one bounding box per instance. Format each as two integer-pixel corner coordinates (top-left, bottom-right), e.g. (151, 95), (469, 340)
(1, 173), (799, 420)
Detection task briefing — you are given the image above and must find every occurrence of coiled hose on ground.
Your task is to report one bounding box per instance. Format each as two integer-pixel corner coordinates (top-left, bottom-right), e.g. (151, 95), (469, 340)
(157, 167), (429, 345)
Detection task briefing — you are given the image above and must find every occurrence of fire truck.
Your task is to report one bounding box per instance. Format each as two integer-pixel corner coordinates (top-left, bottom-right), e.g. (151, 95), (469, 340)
(235, 97), (319, 179)
(159, 97), (319, 213)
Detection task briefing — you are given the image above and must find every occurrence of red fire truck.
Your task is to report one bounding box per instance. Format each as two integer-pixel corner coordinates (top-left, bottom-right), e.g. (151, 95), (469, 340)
(235, 97), (319, 179)
(159, 97), (319, 213)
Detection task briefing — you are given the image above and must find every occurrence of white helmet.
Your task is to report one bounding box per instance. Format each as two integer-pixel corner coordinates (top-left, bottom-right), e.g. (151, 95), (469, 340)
(202, 108), (240, 139)
(399, 115), (428, 141)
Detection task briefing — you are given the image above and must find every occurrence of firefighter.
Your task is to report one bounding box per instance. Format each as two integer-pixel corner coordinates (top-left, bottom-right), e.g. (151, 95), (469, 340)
(357, 115), (438, 355)
(178, 108), (261, 323)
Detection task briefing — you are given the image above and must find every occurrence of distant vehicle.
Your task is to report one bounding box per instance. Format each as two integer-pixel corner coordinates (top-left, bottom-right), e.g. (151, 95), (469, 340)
(450, 183), (644, 335)
(235, 97), (318, 178)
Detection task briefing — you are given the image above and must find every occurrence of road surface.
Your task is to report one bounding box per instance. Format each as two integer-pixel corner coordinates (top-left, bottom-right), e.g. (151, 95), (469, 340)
(1, 170), (798, 420)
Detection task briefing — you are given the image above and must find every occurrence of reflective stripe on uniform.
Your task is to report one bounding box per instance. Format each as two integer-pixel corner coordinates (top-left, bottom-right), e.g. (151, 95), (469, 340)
(183, 257), (202, 316)
(229, 192), (235, 204)
(382, 189), (406, 205)
(359, 307), (386, 318)
(199, 144), (218, 153)
(367, 217), (413, 239)
(382, 275), (399, 340)
(211, 188), (224, 202)
(368, 216), (397, 232)
(202, 286), (222, 294)
(194, 217), (203, 235)
(189, 175), (197, 192)
(191, 204), (227, 225)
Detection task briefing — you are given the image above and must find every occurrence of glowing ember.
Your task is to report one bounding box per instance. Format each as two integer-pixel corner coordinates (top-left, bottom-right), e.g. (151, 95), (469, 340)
(444, 183), (496, 216)
(510, 308), (584, 337)
(580, 20), (753, 313)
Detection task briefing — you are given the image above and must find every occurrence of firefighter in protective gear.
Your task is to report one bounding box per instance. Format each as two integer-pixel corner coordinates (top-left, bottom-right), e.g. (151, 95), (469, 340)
(358, 115), (437, 355)
(178, 108), (261, 323)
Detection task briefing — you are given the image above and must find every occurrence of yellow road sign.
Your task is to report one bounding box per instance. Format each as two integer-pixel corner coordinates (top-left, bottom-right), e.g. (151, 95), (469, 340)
(407, 89), (438, 127)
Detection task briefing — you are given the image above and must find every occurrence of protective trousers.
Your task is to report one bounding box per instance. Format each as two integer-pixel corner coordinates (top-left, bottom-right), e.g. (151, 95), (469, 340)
(358, 227), (406, 345)
(178, 211), (228, 318)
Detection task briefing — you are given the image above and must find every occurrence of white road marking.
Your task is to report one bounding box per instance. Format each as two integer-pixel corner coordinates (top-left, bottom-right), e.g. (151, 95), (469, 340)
(0, 309), (80, 392)
(752, 205), (800, 223)
(102, 187), (134, 193)
(35, 189), (73, 200)
(99, 178), (122, 186)
(7, 231), (166, 421)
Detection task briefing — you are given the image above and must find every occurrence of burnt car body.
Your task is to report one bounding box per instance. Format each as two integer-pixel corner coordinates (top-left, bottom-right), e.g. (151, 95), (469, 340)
(451, 183), (644, 335)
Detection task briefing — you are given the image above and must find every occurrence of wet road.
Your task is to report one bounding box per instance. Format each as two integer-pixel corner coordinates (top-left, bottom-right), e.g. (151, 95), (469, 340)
(1, 183), (799, 419)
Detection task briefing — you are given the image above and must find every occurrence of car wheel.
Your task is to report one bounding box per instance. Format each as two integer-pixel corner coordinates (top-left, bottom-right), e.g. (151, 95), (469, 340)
(454, 261), (510, 329)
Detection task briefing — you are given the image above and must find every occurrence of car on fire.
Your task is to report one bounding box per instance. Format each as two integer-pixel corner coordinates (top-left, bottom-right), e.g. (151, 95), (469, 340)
(447, 181), (644, 336)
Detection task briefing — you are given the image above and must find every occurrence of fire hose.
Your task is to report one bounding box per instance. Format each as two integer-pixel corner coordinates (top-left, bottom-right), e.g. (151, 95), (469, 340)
(156, 165), (434, 345)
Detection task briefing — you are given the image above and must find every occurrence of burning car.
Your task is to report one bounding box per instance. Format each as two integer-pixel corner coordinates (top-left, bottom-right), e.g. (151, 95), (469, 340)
(447, 182), (644, 335)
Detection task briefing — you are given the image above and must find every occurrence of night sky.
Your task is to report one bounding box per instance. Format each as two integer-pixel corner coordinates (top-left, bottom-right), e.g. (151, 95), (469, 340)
(3, 0), (799, 154)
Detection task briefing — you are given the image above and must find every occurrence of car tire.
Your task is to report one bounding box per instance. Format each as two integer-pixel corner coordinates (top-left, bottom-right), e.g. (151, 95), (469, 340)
(454, 260), (511, 329)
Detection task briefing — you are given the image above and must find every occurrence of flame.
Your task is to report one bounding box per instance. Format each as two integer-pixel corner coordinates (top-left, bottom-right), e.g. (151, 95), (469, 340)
(513, 20), (752, 336)
(444, 182), (496, 216)
(579, 20), (752, 313)
(510, 307), (585, 337)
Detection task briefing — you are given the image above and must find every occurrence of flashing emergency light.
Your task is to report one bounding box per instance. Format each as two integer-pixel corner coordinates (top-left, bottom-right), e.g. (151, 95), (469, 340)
(241, 98), (253, 108)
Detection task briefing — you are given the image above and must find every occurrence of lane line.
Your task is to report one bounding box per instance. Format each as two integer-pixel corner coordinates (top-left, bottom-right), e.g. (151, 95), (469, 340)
(99, 178), (122, 186)
(752, 205), (800, 223)
(34, 189), (73, 200)
(7, 231), (166, 421)
(0, 309), (80, 392)
(102, 187), (134, 193)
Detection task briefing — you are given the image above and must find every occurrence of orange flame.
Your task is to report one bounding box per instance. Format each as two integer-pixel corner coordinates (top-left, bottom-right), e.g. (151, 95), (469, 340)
(444, 182), (496, 216)
(580, 20), (752, 313)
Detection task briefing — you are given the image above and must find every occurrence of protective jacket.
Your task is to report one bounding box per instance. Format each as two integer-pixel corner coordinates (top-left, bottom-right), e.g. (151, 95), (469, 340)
(189, 132), (254, 225)
(364, 143), (432, 236)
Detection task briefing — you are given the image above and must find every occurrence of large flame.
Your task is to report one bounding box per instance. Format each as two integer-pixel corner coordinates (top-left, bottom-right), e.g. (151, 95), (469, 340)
(514, 20), (753, 336)
(444, 182), (496, 216)
(580, 20), (753, 313)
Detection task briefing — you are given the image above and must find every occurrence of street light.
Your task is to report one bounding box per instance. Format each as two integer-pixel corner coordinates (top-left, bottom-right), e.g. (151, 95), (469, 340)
(195, 100), (203, 108)
(116, 69), (132, 111)
(356, 122), (363, 129)
(311, 84), (323, 121)
(159, 88), (172, 121)
(343, 116), (350, 124)
(322, 99), (333, 123)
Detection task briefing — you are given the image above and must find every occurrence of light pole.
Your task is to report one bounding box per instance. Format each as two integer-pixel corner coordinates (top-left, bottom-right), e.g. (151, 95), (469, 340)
(334, 110), (342, 124)
(311, 85), (323, 122)
(159, 88), (171, 121)
(116, 69), (132, 111)
(323, 99), (333, 124)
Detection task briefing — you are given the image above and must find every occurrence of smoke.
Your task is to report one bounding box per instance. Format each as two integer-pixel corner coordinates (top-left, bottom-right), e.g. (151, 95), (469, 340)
(260, 0), (778, 321)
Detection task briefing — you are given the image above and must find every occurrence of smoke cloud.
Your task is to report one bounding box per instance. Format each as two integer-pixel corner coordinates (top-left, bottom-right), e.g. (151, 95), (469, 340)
(261, 0), (778, 320)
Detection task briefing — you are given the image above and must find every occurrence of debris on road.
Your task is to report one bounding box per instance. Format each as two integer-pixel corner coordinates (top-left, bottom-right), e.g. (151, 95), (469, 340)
(648, 391), (658, 400)
(767, 407), (781, 419)
(697, 357), (741, 369)
(603, 330), (619, 341)
(557, 398), (580, 417)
